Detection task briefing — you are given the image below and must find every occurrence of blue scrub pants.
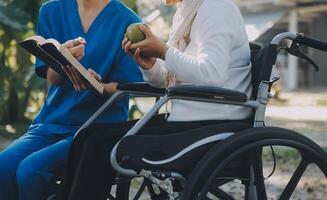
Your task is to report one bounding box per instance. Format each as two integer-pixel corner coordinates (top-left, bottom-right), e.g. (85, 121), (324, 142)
(0, 127), (73, 200)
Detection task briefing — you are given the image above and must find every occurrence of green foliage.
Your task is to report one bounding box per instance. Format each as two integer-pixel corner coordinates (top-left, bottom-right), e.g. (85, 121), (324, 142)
(0, 0), (46, 124)
(121, 0), (138, 13)
(128, 98), (144, 120)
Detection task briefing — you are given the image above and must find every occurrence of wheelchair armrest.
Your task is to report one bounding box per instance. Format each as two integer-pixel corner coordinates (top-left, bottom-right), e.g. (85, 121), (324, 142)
(167, 85), (248, 103)
(117, 82), (166, 97)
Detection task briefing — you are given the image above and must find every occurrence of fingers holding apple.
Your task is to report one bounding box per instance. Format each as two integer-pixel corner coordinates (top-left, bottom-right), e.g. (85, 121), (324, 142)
(123, 39), (156, 70)
(125, 23), (168, 60)
(134, 48), (157, 70)
(122, 36), (134, 57)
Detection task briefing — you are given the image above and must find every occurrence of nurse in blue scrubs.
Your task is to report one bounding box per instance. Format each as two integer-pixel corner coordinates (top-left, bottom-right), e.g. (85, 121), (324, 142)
(0, 0), (142, 199)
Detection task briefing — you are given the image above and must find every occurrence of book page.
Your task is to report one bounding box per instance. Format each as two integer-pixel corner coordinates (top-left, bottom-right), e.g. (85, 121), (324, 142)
(19, 36), (68, 77)
(24, 35), (47, 45)
(23, 36), (61, 50)
(46, 39), (61, 49)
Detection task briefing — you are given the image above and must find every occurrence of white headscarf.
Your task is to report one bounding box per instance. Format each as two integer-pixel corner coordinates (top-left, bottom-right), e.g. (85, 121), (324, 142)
(166, 0), (205, 87)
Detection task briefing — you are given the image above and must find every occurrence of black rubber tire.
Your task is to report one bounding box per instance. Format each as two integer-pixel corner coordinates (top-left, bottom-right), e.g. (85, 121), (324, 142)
(181, 127), (327, 200)
(115, 180), (131, 200)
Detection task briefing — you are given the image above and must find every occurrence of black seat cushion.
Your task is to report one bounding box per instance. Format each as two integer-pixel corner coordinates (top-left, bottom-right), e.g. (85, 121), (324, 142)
(117, 122), (252, 173)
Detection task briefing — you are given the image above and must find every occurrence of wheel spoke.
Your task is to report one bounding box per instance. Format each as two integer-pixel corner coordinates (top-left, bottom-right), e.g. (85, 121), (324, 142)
(133, 179), (147, 200)
(108, 194), (116, 200)
(279, 159), (308, 200)
(144, 180), (169, 199)
(145, 180), (158, 197)
(208, 186), (236, 200)
(250, 149), (267, 200)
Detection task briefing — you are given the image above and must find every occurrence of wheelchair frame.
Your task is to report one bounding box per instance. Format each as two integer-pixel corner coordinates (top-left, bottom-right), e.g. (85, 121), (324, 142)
(72, 32), (326, 199)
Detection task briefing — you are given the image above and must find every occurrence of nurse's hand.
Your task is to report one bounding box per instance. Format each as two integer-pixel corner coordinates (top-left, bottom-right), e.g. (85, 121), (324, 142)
(62, 66), (101, 92)
(128, 25), (168, 60)
(63, 37), (86, 60)
(122, 36), (156, 70)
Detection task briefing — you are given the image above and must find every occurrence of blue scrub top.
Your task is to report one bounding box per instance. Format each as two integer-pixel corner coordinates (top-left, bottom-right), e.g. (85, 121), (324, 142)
(31, 0), (143, 134)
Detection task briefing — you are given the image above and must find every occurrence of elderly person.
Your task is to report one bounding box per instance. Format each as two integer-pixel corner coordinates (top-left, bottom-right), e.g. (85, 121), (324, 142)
(59, 0), (252, 199)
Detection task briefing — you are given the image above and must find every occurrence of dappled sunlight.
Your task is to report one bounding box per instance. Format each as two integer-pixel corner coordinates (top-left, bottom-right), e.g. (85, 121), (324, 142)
(264, 163), (327, 200)
(4, 124), (16, 134)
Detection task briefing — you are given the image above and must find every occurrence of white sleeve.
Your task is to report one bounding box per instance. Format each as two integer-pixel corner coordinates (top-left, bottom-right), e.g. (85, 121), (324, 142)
(140, 59), (167, 88)
(165, 2), (242, 86)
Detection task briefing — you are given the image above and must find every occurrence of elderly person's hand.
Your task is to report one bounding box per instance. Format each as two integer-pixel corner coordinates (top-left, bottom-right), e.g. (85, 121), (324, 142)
(122, 37), (156, 70)
(122, 25), (167, 70)
(129, 25), (168, 59)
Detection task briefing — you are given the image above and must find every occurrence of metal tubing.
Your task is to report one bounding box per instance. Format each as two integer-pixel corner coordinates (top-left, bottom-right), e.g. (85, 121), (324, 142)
(271, 32), (298, 45)
(73, 91), (125, 139)
(110, 96), (170, 176)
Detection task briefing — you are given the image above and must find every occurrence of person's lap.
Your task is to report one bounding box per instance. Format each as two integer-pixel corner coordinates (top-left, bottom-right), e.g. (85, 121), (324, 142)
(0, 128), (73, 200)
(59, 115), (229, 200)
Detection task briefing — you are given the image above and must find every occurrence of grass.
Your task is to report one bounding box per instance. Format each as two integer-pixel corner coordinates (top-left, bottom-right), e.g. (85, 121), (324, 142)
(317, 99), (327, 106)
(262, 147), (301, 165)
(269, 98), (289, 106)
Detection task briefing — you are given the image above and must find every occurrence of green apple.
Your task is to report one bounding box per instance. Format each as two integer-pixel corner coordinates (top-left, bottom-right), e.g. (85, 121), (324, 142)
(126, 23), (146, 43)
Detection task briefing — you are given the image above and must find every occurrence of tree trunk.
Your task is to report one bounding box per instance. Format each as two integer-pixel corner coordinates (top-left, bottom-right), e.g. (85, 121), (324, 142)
(7, 81), (19, 123)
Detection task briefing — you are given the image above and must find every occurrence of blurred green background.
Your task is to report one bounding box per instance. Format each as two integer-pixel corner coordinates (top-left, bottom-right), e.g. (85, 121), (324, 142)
(0, 0), (47, 137)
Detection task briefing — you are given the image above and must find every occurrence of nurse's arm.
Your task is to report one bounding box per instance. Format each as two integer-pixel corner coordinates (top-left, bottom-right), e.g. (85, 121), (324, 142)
(85, 68), (118, 94)
(62, 66), (118, 94)
(102, 82), (118, 94)
(47, 67), (65, 85)
(87, 69), (118, 94)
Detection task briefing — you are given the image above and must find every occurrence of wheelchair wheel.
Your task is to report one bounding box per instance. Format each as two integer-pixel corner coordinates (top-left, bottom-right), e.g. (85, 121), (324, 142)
(110, 177), (169, 200)
(181, 127), (327, 200)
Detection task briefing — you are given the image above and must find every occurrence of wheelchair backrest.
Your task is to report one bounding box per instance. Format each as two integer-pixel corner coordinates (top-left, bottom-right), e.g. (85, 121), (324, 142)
(250, 43), (279, 100)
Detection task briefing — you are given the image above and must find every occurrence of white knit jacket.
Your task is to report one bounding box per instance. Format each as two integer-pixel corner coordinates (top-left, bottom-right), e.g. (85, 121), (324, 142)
(141, 0), (253, 121)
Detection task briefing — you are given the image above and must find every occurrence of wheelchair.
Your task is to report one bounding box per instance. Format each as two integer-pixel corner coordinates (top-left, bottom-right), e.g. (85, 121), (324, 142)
(71, 32), (327, 200)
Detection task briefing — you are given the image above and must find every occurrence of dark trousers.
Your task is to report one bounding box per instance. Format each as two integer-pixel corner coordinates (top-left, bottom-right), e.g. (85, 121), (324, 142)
(57, 115), (234, 200)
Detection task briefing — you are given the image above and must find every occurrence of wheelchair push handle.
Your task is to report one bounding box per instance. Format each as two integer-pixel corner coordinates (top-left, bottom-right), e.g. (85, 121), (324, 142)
(295, 34), (327, 52)
(271, 33), (326, 72)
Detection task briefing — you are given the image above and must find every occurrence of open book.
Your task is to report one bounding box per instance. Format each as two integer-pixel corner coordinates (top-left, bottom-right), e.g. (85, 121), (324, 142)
(19, 36), (104, 94)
